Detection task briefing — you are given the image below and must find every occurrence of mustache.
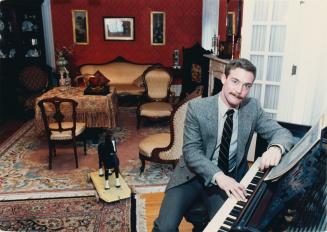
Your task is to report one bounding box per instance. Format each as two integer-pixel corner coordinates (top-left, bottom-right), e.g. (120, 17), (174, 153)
(230, 92), (243, 100)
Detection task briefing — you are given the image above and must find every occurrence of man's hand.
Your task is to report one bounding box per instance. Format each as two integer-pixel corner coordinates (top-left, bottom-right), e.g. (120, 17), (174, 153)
(259, 146), (282, 171)
(215, 172), (247, 201)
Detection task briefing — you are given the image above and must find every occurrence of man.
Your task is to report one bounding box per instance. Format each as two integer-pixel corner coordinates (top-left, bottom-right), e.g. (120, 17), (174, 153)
(153, 58), (294, 231)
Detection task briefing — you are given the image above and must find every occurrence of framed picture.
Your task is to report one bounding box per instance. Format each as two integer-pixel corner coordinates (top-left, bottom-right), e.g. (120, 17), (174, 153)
(151, 11), (165, 45)
(72, 10), (89, 45)
(227, 11), (236, 36)
(103, 17), (134, 41)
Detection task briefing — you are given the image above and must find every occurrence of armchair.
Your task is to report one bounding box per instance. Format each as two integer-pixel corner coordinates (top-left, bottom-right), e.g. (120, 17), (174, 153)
(138, 86), (203, 173)
(16, 65), (51, 115)
(136, 65), (174, 129)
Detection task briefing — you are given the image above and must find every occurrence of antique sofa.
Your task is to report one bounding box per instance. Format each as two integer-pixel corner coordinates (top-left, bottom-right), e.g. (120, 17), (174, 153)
(78, 56), (153, 96)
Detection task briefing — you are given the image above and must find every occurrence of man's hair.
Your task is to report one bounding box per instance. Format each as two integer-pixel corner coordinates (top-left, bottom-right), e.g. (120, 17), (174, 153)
(225, 58), (256, 79)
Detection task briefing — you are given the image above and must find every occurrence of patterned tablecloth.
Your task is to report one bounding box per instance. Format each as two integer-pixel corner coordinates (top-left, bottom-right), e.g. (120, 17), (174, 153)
(34, 87), (118, 133)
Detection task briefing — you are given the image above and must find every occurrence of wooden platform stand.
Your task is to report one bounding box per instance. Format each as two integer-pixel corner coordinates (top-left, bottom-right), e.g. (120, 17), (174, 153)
(89, 171), (131, 203)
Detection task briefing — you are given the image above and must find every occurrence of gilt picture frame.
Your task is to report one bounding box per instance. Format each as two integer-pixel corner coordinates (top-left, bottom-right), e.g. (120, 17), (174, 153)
(72, 10), (89, 45)
(103, 17), (135, 41)
(151, 11), (165, 46)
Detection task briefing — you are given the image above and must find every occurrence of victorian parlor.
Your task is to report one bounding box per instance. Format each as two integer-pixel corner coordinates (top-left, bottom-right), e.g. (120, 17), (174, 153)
(0, 0), (326, 231)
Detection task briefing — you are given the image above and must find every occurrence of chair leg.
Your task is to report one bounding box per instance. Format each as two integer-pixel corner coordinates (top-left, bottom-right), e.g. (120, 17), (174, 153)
(83, 136), (87, 156)
(48, 140), (53, 170)
(140, 156), (146, 174)
(136, 111), (141, 129)
(53, 143), (56, 157)
(73, 139), (78, 168)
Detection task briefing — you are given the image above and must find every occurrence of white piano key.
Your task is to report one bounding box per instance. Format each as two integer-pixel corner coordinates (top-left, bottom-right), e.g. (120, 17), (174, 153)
(203, 158), (261, 232)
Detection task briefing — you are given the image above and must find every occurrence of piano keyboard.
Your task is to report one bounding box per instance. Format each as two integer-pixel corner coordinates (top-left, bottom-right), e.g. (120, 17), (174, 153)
(203, 158), (265, 232)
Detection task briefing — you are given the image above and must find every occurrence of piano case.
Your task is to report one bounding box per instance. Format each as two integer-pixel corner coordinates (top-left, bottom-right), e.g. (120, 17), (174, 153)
(230, 128), (327, 232)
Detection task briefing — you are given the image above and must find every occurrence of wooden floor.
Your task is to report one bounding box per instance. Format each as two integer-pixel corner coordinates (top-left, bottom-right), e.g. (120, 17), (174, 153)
(141, 192), (193, 232)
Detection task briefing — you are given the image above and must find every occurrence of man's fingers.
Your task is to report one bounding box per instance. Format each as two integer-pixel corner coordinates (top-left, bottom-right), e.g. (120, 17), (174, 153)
(224, 183), (246, 201)
(230, 188), (246, 201)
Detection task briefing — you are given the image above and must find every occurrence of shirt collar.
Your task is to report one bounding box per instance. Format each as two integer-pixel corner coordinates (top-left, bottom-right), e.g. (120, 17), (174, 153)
(218, 93), (239, 116)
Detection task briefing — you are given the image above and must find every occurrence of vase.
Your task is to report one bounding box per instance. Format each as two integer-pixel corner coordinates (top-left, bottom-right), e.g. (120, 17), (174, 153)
(56, 53), (71, 89)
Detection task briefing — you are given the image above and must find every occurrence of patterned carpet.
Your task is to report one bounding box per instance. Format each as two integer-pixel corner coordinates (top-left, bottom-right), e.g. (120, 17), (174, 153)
(0, 107), (172, 231)
(0, 196), (131, 232)
(0, 107), (171, 200)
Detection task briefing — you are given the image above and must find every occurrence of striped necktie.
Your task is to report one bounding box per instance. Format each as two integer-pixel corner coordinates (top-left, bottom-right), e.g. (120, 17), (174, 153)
(218, 109), (234, 174)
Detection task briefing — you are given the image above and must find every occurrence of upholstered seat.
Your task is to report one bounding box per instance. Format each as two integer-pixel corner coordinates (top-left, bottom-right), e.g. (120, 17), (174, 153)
(113, 84), (144, 96)
(139, 133), (170, 158)
(38, 97), (87, 169)
(49, 122), (86, 140)
(137, 65), (173, 129)
(140, 102), (173, 117)
(139, 86), (203, 173)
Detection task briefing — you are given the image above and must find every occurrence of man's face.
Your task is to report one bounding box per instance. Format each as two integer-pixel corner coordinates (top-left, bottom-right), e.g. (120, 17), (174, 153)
(220, 67), (255, 108)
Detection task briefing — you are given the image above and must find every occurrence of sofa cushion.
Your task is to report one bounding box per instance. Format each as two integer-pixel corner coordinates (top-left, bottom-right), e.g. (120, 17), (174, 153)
(90, 71), (110, 87)
(113, 84), (145, 96)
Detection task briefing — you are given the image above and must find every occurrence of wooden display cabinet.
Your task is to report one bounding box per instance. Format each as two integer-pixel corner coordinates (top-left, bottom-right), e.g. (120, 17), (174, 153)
(0, 0), (46, 121)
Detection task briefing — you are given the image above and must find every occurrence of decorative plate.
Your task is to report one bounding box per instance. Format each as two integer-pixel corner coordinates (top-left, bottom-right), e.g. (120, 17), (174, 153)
(22, 20), (33, 32)
(0, 20), (5, 31)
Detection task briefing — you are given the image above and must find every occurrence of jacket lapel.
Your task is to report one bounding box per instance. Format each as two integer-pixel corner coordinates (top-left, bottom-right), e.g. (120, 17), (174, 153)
(206, 96), (219, 159)
(236, 100), (253, 166)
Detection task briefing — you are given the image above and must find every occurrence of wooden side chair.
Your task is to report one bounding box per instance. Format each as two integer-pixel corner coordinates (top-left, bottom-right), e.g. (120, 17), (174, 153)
(37, 97), (87, 169)
(138, 86), (203, 173)
(136, 65), (174, 129)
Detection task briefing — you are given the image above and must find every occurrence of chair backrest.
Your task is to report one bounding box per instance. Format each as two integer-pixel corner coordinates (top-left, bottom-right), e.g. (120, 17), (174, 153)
(37, 97), (78, 137)
(18, 65), (49, 92)
(153, 86), (203, 160)
(143, 65), (172, 101)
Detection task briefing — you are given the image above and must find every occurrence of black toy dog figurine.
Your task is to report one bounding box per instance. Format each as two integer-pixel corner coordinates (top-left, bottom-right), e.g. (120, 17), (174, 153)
(98, 131), (121, 190)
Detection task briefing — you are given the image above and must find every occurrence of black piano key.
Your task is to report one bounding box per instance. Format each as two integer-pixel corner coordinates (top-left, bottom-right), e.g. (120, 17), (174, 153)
(225, 218), (235, 224)
(256, 172), (264, 178)
(237, 201), (246, 206)
(247, 184), (256, 191)
(220, 226), (230, 231)
(246, 190), (253, 196)
(226, 216), (236, 222)
(224, 220), (234, 226)
(251, 177), (260, 184)
(217, 230), (227, 232)
(230, 209), (241, 217)
(253, 176), (261, 181)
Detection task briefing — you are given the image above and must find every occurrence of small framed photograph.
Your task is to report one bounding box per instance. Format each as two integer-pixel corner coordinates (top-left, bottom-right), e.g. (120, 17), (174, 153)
(151, 11), (165, 46)
(72, 10), (89, 45)
(103, 17), (134, 41)
(227, 11), (236, 36)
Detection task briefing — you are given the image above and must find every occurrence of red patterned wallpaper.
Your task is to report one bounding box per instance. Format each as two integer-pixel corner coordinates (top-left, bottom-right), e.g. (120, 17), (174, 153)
(51, 0), (203, 70)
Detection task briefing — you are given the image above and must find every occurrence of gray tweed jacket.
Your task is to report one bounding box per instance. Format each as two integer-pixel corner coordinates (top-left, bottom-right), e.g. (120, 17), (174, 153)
(166, 95), (294, 191)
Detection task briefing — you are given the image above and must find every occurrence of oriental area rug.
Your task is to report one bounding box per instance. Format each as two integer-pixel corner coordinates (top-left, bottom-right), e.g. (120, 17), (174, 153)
(0, 107), (172, 231)
(0, 107), (171, 200)
(0, 196), (130, 232)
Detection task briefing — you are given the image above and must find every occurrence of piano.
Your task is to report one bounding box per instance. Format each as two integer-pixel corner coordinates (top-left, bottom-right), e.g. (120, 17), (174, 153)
(204, 116), (327, 232)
